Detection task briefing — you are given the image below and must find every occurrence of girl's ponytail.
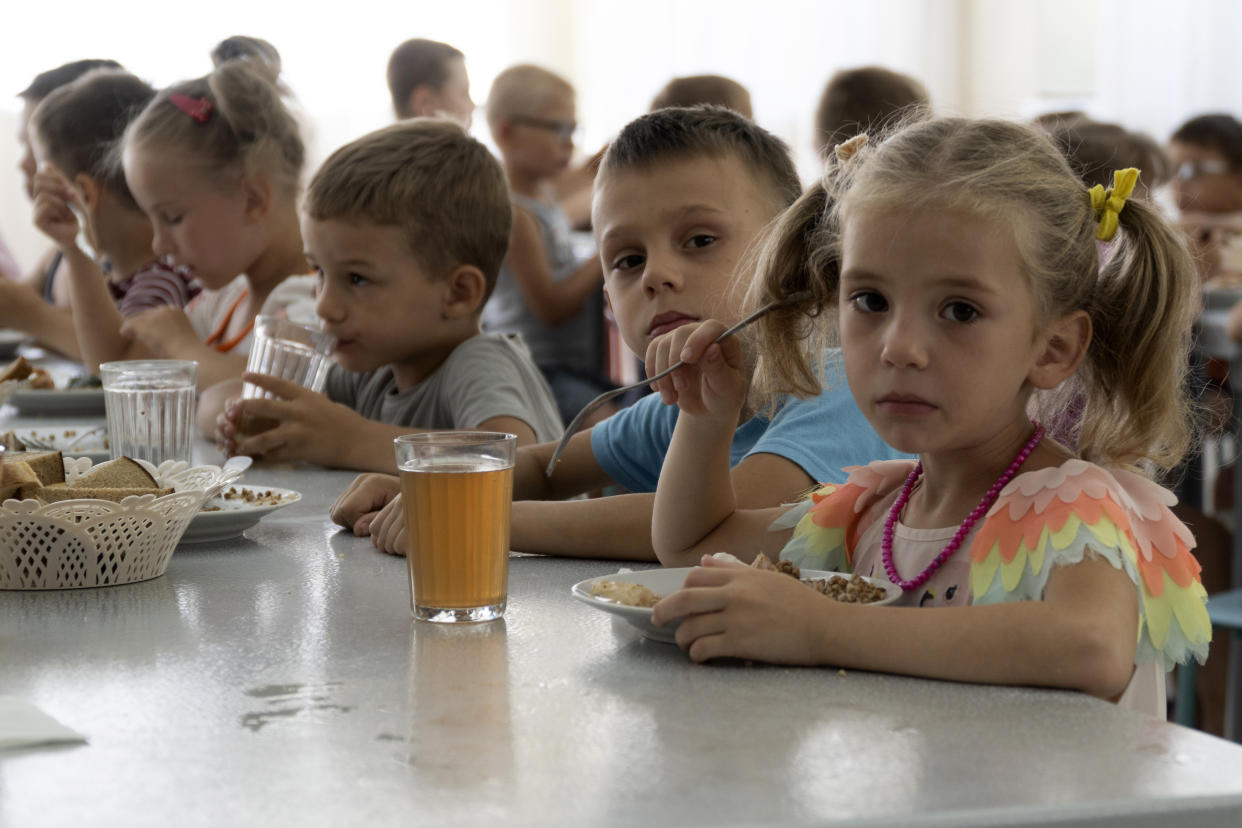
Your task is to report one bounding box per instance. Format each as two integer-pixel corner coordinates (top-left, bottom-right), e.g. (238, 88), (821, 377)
(1072, 191), (1199, 472)
(745, 180), (837, 407)
(123, 45), (304, 200)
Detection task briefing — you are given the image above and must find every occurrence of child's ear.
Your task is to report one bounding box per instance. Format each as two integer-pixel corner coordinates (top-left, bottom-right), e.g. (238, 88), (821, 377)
(72, 173), (102, 214)
(1029, 309), (1091, 390)
(241, 171), (274, 223)
(441, 264), (488, 320)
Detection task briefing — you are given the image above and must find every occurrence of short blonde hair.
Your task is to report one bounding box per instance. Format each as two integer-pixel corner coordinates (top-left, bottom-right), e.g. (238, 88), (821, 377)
(305, 119), (512, 296)
(650, 75), (752, 119)
(123, 56), (303, 200)
(485, 64), (574, 129)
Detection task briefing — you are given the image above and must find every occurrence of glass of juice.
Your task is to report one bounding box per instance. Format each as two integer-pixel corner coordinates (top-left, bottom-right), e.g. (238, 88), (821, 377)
(394, 432), (516, 623)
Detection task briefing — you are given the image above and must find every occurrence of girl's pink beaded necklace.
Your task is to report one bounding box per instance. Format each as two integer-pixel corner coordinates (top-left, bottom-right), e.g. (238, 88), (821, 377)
(882, 423), (1045, 592)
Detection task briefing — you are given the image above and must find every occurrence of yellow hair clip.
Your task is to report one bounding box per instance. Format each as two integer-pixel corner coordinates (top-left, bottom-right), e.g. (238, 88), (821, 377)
(1088, 168), (1140, 241)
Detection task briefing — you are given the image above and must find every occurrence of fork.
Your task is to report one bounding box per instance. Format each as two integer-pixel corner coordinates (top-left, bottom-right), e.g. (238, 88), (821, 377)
(19, 425), (106, 452)
(545, 292), (812, 477)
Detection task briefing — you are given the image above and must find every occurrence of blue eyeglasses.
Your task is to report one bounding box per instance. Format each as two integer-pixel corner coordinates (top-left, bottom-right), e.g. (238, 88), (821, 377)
(511, 115), (577, 141)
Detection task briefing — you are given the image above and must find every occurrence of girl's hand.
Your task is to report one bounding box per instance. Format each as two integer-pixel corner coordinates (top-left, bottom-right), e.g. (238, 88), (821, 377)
(644, 320), (747, 422)
(651, 555), (835, 664)
(31, 166), (82, 251)
(228, 372), (368, 467)
(329, 473), (401, 536)
(120, 307), (200, 356)
(366, 494), (408, 556)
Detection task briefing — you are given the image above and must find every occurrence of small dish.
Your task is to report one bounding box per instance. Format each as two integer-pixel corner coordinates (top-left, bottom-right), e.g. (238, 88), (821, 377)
(179, 484), (302, 545)
(12, 426), (110, 463)
(8, 387), (106, 416)
(572, 567), (900, 643)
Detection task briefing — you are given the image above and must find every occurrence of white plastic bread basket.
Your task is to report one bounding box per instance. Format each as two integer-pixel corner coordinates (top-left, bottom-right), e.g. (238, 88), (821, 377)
(0, 457), (247, 590)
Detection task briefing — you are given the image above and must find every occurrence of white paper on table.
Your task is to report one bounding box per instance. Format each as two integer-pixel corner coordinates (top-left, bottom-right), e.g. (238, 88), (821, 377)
(0, 696), (86, 751)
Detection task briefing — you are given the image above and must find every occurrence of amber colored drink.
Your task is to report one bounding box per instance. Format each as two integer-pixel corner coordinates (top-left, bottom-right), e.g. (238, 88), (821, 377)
(401, 462), (513, 620)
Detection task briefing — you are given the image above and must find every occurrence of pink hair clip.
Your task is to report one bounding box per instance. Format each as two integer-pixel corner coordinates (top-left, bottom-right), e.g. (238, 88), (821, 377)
(169, 93), (214, 124)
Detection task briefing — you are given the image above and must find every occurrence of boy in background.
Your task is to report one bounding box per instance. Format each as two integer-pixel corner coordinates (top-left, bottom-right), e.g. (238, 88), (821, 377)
(813, 65), (929, 160)
(207, 119), (563, 470)
(386, 38), (474, 126)
(332, 106), (903, 560)
(483, 64), (612, 427)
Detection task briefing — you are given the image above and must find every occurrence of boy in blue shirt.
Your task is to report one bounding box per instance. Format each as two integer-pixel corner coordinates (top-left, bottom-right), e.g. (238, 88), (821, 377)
(332, 106), (903, 559)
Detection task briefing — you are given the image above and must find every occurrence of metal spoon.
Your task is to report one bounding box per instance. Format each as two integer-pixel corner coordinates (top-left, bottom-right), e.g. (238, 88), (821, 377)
(545, 292), (811, 477)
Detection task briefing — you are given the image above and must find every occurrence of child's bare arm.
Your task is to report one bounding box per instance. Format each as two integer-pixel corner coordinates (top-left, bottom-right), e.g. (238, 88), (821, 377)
(0, 279), (80, 359)
(513, 430), (613, 500)
(505, 207), (603, 326)
(228, 373), (543, 471)
(656, 555), (1139, 699)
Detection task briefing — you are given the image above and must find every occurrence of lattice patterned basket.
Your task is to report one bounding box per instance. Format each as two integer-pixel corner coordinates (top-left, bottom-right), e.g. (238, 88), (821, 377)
(0, 458), (247, 590)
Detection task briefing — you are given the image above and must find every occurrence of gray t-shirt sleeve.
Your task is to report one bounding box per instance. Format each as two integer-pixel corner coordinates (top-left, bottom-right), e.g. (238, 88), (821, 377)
(323, 363), (359, 408)
(437, 334), (564, 443)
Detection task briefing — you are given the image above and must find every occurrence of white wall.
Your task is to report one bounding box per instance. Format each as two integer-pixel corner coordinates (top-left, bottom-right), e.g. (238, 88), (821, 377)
(0, 0), (1238, 274)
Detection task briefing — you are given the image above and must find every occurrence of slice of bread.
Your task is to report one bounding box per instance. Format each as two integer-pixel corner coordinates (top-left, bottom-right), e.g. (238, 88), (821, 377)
(0, 460), (40, 501)
(1, 450), (65, 485)
(73, 457), (158, 490)
(33, 485), (174, 504)
(0, 355), (34, 384)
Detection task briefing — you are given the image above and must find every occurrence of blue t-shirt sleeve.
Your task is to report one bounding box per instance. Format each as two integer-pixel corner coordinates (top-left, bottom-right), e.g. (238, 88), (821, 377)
(590, 394), (678, 493)
(745, 352), (909, 484)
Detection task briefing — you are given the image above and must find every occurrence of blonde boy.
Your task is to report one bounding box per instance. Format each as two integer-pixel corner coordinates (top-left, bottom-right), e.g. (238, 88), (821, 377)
(208, 119), (563, 470)
(482, 64), (611, 426)
(332, 107), (902, 559)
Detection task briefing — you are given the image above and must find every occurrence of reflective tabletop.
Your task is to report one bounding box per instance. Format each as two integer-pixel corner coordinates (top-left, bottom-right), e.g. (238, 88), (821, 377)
(3, 416), (1242, 826)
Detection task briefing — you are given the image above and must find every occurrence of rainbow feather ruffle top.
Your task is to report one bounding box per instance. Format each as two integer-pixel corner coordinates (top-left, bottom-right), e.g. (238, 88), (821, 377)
(773, 458), (1210, 671)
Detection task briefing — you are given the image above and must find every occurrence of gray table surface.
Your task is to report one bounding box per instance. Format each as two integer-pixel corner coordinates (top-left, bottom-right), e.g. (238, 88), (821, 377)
(4, 408), (1242, 826)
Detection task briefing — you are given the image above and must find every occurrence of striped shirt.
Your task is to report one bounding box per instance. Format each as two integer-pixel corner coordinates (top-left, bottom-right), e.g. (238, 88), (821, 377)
(109, 260), (200, 317)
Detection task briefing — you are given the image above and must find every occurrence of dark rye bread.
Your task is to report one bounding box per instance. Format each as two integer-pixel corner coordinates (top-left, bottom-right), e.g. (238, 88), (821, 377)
(1, 450), (65, 485)
(33, 485), (174, 504)
(72, 457), (158, 490)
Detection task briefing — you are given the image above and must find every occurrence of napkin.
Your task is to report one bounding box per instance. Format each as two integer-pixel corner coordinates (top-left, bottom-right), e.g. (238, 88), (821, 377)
(0, 696), (86, 751)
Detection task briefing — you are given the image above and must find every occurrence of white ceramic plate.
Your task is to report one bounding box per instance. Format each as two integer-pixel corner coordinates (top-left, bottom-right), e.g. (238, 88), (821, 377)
(179, 484), (302, 545)
(11, 426), (110, 464)
(0, 329), (25, 359)
(9, 386), (105, 416)
(572, 567), (901, 643)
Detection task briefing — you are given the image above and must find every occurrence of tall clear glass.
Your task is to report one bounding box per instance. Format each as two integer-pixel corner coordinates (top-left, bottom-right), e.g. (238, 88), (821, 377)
(394, 432), (516, 623)
(100, 360), (197, 466)
(238, 316), (335, 438)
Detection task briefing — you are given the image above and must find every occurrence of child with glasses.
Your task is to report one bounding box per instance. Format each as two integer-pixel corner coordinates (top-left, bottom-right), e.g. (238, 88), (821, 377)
(1168, 114), (1242, 288)
(483, 64), (613, 428)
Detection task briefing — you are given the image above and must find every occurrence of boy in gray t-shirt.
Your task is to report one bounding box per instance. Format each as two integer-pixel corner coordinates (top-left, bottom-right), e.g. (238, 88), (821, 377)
(206, 119), (561, 471)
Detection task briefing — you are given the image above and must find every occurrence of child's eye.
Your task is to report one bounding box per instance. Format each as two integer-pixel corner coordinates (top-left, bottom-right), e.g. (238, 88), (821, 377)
(850, 291), (888, 313)
(685, 234), (717, 250)
(611, 254), (644, 272)
(348, 272), (370, 287)
(941, 301), (979, 323)
(160, 212), (183, 226)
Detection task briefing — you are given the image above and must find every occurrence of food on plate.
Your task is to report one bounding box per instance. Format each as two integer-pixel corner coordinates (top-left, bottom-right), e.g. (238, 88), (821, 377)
(0, 356), (99, 391)
(201, 486), (291, 511)
(750, 552), (890, 603)
(0, 355), (34, 384)
(590, 580), (661, 608)
(1, 451), (171, 503)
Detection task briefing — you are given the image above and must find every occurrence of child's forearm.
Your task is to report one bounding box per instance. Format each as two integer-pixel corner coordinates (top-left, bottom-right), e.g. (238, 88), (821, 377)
(0, 283), (81, 359)
(513, 430), (611, 500)
(62, 246), (127, 372)
(510, 495), (659, 560)
(652, 412), (739, 565)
